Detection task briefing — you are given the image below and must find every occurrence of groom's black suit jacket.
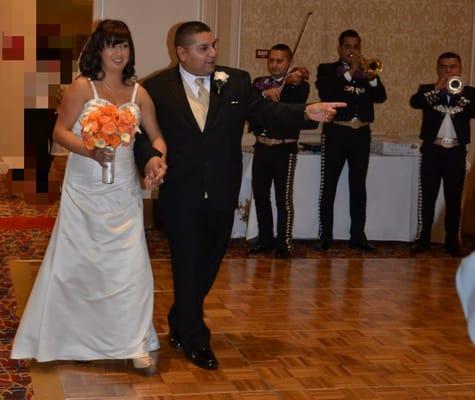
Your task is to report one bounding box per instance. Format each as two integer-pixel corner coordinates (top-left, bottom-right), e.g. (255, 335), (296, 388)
(135, 65), (307, 212)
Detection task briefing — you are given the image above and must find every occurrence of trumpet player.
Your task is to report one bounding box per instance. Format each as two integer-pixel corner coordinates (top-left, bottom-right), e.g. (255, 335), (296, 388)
(410, 52), (475, 256)
(314, 29), (386, 251)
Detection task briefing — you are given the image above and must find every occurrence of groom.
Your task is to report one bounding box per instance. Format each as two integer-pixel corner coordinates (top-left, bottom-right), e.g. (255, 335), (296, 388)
(134, 21), (345, 370)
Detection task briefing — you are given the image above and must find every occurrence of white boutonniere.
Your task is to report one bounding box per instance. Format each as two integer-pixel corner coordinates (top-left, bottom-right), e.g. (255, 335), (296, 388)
(213, 71), (229, 94)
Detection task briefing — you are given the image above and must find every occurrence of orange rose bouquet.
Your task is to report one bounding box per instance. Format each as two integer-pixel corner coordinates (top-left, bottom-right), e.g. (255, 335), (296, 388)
(80, 104), (138, 183)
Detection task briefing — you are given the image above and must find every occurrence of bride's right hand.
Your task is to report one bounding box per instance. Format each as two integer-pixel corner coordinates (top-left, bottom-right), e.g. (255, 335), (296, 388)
(91, 147), (115, 166)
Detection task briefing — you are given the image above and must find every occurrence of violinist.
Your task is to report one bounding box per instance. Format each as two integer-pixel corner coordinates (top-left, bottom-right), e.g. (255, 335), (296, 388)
(248, 43), (312, 258)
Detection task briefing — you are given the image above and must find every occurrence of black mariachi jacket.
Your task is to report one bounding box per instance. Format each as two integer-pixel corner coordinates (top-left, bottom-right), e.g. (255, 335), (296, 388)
(249, 75), (310, 140)
(316, 61), (386, 123)
(410, 84), (475, 145)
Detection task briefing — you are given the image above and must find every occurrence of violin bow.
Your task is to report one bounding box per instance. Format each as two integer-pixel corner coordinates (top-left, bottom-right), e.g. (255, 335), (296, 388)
(279, 11), (313, 92)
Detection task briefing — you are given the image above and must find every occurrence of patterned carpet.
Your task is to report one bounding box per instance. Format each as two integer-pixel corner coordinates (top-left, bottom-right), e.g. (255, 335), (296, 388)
(0, 166), (474, 400)
(0, 177), (37, 399)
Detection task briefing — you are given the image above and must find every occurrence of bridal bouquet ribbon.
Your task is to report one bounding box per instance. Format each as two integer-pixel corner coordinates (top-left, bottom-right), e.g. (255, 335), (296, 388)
(80, 104), (138, 183)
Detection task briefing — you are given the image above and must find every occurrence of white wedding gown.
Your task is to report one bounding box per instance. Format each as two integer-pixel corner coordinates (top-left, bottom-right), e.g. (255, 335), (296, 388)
(11, 81), (159, 361)
(456, 251), (475, 344)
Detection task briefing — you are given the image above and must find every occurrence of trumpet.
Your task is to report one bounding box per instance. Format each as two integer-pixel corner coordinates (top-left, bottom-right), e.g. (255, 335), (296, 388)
(447, 76), (464, 95)
(360, 57), (383, 76)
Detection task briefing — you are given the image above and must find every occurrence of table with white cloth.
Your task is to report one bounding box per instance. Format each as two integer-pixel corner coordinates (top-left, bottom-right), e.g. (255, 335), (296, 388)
(231, 150), (447, 242)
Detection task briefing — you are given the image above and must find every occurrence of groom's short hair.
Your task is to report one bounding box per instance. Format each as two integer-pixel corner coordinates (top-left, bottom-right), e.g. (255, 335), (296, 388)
(175, 21), (212, 47)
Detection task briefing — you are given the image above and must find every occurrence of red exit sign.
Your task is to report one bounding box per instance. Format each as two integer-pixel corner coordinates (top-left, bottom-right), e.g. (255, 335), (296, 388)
(255, 49), (269, 59)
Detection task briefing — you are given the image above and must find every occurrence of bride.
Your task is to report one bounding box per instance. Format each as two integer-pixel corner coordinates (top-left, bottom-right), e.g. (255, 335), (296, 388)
(10, 19), (167, 376)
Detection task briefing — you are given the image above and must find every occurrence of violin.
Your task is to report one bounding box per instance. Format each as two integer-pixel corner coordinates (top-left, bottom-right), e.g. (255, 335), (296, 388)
(285, 67), (310, 85)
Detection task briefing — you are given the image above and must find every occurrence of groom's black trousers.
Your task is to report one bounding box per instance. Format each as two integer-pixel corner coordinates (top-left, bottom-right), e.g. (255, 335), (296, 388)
(160, 196), (234, 352)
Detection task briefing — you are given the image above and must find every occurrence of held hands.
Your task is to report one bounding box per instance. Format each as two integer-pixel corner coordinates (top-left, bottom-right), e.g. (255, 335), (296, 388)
(144, 156), (167, 189)
(305, 102), (347, 123)
(89, 147), (167, 189)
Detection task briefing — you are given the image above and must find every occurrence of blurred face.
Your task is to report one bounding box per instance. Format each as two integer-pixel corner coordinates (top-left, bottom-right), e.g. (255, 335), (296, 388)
(267, 49), (291, 78)
(437, 57), (462, 80)
(177, 31), (217, 76)
(101, 41), (130, 73)
(337, 36), (361, 64)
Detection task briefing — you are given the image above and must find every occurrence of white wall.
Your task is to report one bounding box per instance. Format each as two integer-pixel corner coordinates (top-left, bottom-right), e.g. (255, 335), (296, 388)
(94, 0), (203, 79)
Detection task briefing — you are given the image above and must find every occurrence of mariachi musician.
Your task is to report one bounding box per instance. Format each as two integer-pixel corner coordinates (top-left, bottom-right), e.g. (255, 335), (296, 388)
(410, 52), (475, 257)
(315, 29), (386, 251)
(248, 43), (312, 258)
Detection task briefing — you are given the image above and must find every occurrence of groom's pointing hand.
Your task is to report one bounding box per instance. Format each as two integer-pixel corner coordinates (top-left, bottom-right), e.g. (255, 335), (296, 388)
(305, 102), (347, 123)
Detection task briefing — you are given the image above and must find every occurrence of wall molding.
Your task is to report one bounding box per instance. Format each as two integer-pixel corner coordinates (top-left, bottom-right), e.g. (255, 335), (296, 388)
(201, 0), (218, 32)
(229, 0), (242, 68)
(201, 0), (242, 67)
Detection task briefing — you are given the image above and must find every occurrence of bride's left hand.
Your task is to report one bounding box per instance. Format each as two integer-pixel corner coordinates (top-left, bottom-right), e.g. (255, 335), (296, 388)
(144, 156), (167, 189)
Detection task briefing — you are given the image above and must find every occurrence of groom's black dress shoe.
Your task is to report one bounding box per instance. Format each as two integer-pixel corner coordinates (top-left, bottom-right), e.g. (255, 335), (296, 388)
(168, 330), (183, 350)
(185, 346), (218, 370)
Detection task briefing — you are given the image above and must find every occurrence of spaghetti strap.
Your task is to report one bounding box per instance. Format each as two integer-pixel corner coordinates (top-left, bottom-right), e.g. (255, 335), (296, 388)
(88, 79), (99, 100)
(131, 83), (139, 103)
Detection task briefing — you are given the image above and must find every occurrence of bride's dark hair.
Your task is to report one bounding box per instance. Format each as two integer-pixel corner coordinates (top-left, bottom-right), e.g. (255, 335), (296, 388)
(79, 19), (136, 83)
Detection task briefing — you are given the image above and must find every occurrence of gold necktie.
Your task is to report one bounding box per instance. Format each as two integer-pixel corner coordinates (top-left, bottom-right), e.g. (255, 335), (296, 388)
(195, 77), (209, 131)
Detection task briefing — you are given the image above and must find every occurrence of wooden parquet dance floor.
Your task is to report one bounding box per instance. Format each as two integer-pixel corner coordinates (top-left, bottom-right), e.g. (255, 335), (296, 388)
(10, 256), (475, 400)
